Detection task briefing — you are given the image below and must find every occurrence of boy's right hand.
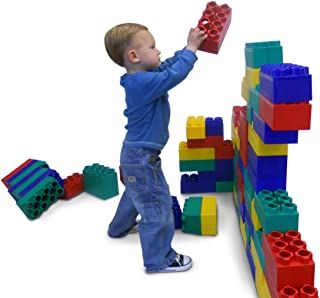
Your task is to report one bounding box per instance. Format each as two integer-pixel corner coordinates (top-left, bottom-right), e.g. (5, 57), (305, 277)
(186, 28), (207, 53)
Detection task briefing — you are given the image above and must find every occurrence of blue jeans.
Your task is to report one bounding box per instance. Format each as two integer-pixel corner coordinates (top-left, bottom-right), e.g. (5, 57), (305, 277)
(108, 145), (177, 272)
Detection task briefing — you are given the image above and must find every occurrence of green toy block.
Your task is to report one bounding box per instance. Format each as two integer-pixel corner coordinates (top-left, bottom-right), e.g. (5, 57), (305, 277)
(243, 168), (254, 199)
(182, 197), (202, 235)
(179, 159), (215, 172)
(252, 230), (265, 271)
(247, 105), (254, 124)
(248, 86), (260, 114)
(254, 189), (299, 234)
(17, 177), (64, 220)
(245, 41), (283, 68)
(244, 188), (252, 214)
(83, 163), (119, 200)
(9, 160), (48, 187)
(216, 181), (233, 192)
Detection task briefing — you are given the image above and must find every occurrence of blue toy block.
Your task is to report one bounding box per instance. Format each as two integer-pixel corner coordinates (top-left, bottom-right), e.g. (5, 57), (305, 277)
(260, 63), (312, 103)
(245, 205), (254, 239)
(239, 154), (245, 176)
(246, 242), (256, 280)
(253, 111), (298, 144)
(239, 202), (246, 222)
(205, 117), (223, 136)
(248, 144), (287, 178)
(172, 196), (182, 229)
(248, 162), (286, 192)
(180, 172), (216, 194)
(216, 159), (233, 181)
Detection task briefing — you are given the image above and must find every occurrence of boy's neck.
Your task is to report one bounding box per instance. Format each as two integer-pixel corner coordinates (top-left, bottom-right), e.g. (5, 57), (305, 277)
(126, 65), (146, 74)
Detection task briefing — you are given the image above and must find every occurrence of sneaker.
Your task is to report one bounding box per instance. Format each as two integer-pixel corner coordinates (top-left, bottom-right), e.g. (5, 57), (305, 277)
(158, 254), (192, 273)
(127, 222), (139, 234)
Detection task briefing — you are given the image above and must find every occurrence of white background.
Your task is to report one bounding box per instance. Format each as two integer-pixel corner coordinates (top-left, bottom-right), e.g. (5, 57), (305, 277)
(0, 0), (319, 297)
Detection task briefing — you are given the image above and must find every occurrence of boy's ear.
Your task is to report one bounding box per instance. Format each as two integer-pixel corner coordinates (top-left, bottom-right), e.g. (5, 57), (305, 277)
(127, 49), (140, 64)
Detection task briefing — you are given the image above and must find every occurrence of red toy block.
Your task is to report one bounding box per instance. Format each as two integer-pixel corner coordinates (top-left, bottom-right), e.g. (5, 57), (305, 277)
(300, 284), (318, 298)
(263, 231), (315, 291)
(232, 106), (242, 128)
(215, 140), (234, 159)
(1, 159), (33, 188)
(197, 1), (232, 54)
(119, 165), (124, 185)
(279, 285), (299, 298)
(239, 107), (248, 167)
(61, 173), (84, 200)
(236, 164), (244, 204)
(259, 94), (312, 131)
(187, 135), (223, 148)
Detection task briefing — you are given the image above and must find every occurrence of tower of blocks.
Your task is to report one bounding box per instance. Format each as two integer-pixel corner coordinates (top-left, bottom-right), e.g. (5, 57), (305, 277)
(196, 1), (232, 54)
(232, 41), (318, 297)
(179, 116), (234, 194)
(2, 160), (119, 219)
(182, 196), (217, 235)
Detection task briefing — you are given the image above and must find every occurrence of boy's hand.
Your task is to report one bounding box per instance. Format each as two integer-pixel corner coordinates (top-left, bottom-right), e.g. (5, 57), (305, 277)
(186, 28), (207, 53)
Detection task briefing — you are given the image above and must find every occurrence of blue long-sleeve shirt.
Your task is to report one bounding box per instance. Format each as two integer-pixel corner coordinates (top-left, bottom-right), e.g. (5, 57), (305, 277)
(120, 48), (198, 150)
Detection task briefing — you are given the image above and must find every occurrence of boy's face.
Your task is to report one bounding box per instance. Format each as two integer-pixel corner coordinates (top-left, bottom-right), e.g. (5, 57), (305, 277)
(129, 30), (161, 70)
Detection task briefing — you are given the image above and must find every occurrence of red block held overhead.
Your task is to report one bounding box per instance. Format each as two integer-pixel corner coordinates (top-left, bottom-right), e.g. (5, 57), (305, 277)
(197, 1), (232, 54)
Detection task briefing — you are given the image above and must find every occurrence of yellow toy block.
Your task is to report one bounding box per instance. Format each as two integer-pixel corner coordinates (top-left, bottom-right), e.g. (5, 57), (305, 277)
(231, 125), (240, 150)
(179, 141), (215, 161)
(251, 199), (262, 231)
(201, 196), (217, 235)
(239, 218), (247, 248)
(255, 264), (271, 298)
(248, 125), (288, 156)
(241, 77), (249, 101)
(251, 238), (261, 274)
(186, 116), (205, 140)
(245, 67), (260, 88)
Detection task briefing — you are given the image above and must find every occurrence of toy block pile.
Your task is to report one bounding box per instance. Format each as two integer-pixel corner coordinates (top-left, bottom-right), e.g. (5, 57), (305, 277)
(182, 196), (217, 235)
(2, 160), (119, 220)
(196, 1), (232, 54)
(232, 41), (317, 297)
(179, 116), (234, 194)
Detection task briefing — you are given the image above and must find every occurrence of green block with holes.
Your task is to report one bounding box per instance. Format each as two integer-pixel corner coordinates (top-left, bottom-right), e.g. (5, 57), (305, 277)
(83, 163), (119, 200)
(254, 189), (299, 234)
(17, 177), (64, 220)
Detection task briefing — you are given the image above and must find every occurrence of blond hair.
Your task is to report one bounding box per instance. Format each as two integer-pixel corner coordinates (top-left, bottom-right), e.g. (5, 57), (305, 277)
(104, 23), (148, 67)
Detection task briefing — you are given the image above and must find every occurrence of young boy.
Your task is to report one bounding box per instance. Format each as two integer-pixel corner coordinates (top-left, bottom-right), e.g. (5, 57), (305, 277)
(104, 23), (207, 273)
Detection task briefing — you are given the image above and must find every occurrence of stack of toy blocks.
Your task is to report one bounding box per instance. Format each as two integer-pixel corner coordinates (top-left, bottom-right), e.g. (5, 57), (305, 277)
(1, 159), (64, 219)
(83, 163), (119, 200)
(182, 196), (217, 235)
(196, 1), (232, 54)
(180, 116), (234, 194)
(232, 41), (318, 297)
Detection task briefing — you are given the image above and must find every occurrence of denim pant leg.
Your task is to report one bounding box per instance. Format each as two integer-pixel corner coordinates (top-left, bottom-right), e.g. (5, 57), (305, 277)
(120, 147), (177, 272)
(108, 189), (139, 238)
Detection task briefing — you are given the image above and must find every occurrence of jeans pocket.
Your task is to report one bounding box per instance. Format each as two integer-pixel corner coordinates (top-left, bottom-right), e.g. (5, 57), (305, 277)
(121, 164), (146, 192)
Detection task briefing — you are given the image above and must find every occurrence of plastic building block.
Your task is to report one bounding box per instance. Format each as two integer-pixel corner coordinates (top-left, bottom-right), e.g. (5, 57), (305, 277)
(187, 135), (223, 148)
(2, 159), (34, 188)
(263, 230), (315, 291)
(260, 64), (312, 103)
(246, 243), (256, 280)
(180, 172), (216, 194)
(300, 285), (318, 298)
(215, 180), (233, 192)
(253, 230), (266, 272)
(182, 196), (202, 234)
(179, 159), (215, 172)
(231, 125), (240, 150)
(241, 77), (250, 101)
(259, 94), (312, 131)
(186, 116), (205, 140)
(16, 176), (64, 220)
(3, 160), (49, 190)
(253, 111), (298, 144)
(251, 200), (262, 231)
(62, 173), (84, 200)
(245, 41), (283, 68)
(232, 106), (242, 128)
(205, 117), (223, 136)
(248, 86), (260, 114)
(216, 158), (233, 181)
(179, 141), (215, 160)
(119, 165), (124, 185)
(248, 124), (288, 156)
(239, 108), (249, 167)
(247, 105), (254, 124)
(254, 190), (298, 233)
(215, 140), (234, 159)
(248, 144), (288, 178)
(201, 196), (217, 235)
(83, 163), (119, 200)
(197, 2), (232, 54)
(172, 196), (182, 229)
(245, 66), (260, 88)
(245, 205), (254, 239)
(239, 217), (247, 248)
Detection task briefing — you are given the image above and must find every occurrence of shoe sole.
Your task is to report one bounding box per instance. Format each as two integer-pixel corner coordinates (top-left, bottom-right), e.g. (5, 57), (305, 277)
(158, 261), (193, 273)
